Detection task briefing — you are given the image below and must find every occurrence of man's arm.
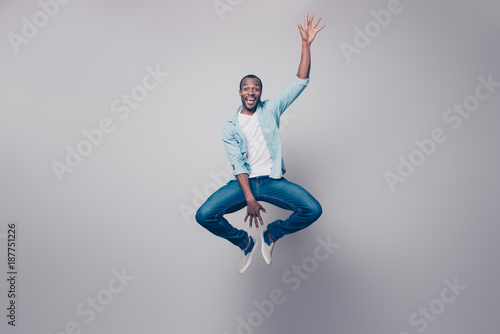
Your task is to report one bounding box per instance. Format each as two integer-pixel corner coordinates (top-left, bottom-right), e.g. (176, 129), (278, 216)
(222, 125), (250, 176)
(267, 13), (324, 117)
(236, 173), (267, 230)
(297, 13), (325, 79)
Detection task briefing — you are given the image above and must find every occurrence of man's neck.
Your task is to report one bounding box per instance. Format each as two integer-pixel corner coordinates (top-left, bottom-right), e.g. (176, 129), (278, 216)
(241, 108), (256, 116)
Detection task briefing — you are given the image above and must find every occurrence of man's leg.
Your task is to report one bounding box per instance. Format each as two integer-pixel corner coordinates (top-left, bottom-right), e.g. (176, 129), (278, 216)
(195, 180), (249, 249)
(256, 177), (322, 243)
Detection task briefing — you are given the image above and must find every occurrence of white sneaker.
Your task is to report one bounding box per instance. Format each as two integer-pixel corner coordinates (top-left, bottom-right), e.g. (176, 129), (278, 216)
(261, 230), (274, 265)
(239, 236), (257, 274)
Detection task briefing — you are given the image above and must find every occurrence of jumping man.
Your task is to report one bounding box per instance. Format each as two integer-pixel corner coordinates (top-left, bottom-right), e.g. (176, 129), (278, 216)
(196, 13), (325, 273)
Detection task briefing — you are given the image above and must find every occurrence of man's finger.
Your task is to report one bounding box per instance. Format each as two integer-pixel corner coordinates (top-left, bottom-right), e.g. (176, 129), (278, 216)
(310, 14), (314, 26)
(313, 17), (321, 28)
(305, 12), (308, 27)
(244, 213), (249, 222)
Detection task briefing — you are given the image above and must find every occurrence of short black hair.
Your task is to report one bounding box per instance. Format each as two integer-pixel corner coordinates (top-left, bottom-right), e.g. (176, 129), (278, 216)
(239, 74), (263, 91)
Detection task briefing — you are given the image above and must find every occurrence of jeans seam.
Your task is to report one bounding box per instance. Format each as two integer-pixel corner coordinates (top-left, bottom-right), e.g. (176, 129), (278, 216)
(218, 201), (247, 219)
(256, 195), (302, 213)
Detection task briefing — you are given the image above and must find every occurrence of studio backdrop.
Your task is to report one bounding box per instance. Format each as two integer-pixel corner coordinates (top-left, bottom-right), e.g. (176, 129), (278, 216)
(1, 0), (499, 333)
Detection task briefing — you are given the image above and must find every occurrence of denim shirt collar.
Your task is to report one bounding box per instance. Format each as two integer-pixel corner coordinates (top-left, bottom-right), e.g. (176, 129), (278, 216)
(227, 102), (262, 124)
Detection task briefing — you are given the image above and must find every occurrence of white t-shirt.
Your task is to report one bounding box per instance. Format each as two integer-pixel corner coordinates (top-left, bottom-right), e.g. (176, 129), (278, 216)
(238, 111), (274, 178)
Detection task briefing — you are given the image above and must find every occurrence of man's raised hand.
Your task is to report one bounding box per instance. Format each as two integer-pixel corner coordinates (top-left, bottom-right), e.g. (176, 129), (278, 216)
(297, 12), (325, 45)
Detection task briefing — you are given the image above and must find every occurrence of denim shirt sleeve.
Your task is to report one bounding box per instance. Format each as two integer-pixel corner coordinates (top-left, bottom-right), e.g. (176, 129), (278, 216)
(266, 76), (309, 118)
(221, 123), (250, 177)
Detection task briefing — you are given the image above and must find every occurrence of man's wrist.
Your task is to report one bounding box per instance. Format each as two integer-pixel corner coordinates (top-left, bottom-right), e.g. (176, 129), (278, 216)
(246, 197), (256, 203)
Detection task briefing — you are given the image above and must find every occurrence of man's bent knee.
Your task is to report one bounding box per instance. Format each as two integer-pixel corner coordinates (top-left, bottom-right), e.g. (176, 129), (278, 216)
(195, 206), (210, 226)
(308, 200), (322, 222)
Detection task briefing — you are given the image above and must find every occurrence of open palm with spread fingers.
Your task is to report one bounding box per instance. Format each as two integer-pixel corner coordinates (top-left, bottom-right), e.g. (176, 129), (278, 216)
(297, 13), (325, 44)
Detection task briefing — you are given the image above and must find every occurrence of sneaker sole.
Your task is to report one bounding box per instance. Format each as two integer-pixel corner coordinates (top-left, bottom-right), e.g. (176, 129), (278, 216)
(261, 231), (272, 265)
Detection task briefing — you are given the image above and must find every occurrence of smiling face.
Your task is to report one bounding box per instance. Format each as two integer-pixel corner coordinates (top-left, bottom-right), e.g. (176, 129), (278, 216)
(239, 76), (262, 114)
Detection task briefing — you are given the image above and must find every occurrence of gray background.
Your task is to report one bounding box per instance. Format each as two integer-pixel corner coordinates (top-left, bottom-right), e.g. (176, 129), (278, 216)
(1, 0), (499, 333)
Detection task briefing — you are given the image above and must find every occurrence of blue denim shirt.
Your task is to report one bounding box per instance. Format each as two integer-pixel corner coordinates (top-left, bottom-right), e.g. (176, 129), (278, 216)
(222, 76), (309, 180)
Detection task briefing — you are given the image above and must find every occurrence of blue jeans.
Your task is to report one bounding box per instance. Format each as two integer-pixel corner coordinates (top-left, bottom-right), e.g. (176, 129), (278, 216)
(195, 176), (322, 249)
